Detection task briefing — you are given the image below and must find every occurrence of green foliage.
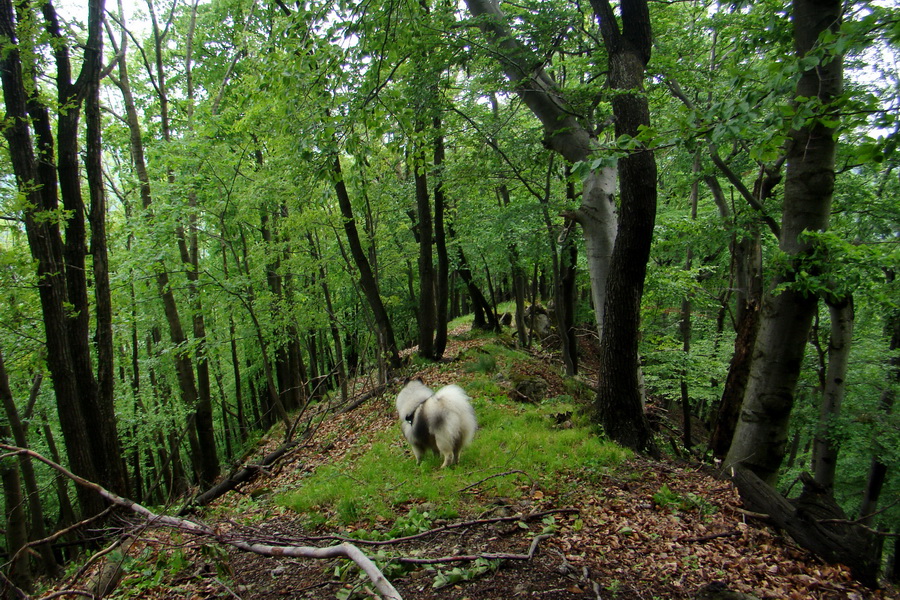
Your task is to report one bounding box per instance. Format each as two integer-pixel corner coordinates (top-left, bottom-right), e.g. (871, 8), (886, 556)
(652, 484), (716, 516)
(430, 557), (500, 589)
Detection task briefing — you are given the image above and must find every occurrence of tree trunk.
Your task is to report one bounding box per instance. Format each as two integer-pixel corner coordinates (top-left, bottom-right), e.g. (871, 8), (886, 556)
(550, 173), (579, 376)
(725, 0), (843, 483)
(859, 288), (898, 523)
(432, 116), (450, 358)
(414, 119), (438, 360)
(811, 296), (854, 490)
(39, 413), (77, 532)
(84, 3), (127, 497)
(333, 154), (402, 370)
(310, 233), (349, 403)
(679, 155), (700, 449)
(0, 0), (108, 517)
(0, 438), (32, 595)
(0, 351), (58, 576)
(463, 0), (618, 338)
(731, 467), (879, 588)
(710, 300), (760, 458)
(590, 0), (658, 455)
(448, 218), (497, 331)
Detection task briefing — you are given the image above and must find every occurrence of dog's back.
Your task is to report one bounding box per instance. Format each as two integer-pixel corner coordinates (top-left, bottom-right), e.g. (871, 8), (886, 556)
(396, 381), (476, 468)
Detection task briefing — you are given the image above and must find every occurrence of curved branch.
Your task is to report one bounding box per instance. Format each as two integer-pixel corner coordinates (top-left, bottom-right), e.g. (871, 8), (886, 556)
(0, 445), (403, 600)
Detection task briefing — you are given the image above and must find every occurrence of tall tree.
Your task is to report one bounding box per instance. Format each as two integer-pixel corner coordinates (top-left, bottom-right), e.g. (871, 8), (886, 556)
(106, 3), (216, 486)
(589, 0), (658, 455)
(0, 0), (124, 515)
(725, 0), (844, 484)
(333, 154), (403, 372)
(463, 0), (619, 338)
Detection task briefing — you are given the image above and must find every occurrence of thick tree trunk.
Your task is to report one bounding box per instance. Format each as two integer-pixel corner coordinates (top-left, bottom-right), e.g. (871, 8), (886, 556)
(590, 0), (658, 455)
(463, 0), (618, 337)
(710, 301), (760, 458)
(725, 0), (843, 483)
(82, 3), (127, 497)
(731, 466), (879, 588)
(0, 0), (107, 517)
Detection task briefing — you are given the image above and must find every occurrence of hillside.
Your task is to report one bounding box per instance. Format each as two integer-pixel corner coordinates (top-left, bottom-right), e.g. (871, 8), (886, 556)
(63, 328), (896, 600)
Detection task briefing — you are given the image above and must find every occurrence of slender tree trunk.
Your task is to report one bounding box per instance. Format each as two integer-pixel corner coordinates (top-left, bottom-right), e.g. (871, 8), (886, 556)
(40, 413), (77, 531)
(332, 154), (402, 370)
(0, 351), (58, 576)
(0, 438), (32, 595)
(546, 168), (578, 376)
(414, 124), (437, 359)
(812, 296), (854, 490)
(310, 233), (349, 402)
(448, 219), (497, 331)
(679, 155), (700, 449)
(725, 0), (843, 483)
(433, 116), (450, 358)
(859, 289), (898, 523)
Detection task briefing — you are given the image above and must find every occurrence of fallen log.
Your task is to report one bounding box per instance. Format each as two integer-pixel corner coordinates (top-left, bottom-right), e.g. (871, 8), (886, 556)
(178, 441), (298, 515)
(730, 465), (880, 588)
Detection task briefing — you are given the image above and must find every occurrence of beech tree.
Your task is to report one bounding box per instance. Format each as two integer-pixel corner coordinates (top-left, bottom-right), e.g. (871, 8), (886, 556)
(464, 0), (656, 452)
(725, 0), (844, 484)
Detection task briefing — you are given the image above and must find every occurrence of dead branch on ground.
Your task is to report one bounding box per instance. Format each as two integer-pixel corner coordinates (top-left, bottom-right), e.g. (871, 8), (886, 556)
(393, 532), (553, 565)
(0, 444), (403, 600)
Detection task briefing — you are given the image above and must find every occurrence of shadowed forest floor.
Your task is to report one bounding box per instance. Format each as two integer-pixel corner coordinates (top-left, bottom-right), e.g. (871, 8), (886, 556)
(55, 328), (898, 600)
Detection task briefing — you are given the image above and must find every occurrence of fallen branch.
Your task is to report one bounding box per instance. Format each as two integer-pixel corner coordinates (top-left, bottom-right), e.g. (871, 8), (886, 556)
(0, 445), (403, 600)
(178, 441), (298, 515)
(457, 469), (533, 492)
(338, 383), (387, 414)
(294, 508), (580, 547)
(393, 533), (553, 565)
(675, 530), (742, 543)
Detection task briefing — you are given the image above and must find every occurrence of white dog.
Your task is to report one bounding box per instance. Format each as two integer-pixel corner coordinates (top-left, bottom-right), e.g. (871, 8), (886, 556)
(395, 379), (477, 468)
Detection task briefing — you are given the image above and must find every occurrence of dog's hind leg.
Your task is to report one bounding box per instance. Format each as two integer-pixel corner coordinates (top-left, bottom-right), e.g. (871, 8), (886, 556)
(411, 444), (426, 464)
(436, 435), (461, 468)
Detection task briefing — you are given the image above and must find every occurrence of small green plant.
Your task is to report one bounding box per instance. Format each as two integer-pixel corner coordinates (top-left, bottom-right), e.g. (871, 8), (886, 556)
(430, 557), (500, 589)
(652, 484), (716, 515)
(465, 352), (497, 374)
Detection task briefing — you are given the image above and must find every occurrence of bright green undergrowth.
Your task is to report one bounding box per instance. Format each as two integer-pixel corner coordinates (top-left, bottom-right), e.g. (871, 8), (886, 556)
(277, 382), (630, 529)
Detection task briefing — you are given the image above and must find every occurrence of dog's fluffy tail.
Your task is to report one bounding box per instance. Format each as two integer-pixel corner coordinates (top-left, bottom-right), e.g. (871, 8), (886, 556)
(431, 384), (477, 449)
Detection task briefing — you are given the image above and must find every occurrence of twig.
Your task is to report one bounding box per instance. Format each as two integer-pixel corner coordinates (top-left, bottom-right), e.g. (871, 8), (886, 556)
(0, 445), (403, 600)
(676, 530), (742, 543)
(37, 590), (97, 600)
(294, 508), (580, 547)
(457, 469), (533, 492)
(393, 533), (553, 565)
(15, 506), (114, 566)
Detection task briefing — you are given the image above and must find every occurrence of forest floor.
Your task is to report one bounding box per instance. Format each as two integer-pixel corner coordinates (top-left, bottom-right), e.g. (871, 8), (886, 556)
(59, 326), (898, 600)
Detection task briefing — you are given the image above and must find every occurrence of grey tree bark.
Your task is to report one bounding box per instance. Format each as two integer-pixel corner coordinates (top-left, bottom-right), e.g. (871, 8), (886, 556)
(463, 0), (618, 337)
(811, 296), (854, 490)
(725, 0), (843, 484)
